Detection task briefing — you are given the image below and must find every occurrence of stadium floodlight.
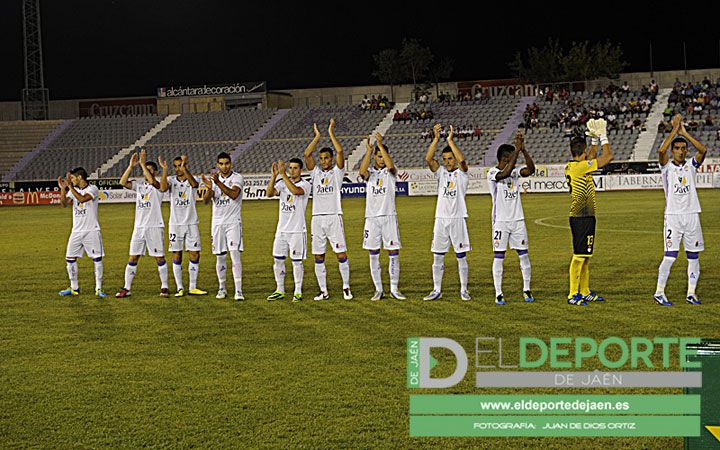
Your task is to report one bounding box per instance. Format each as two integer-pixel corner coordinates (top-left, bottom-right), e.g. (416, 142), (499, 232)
(22, 0), (49, 120)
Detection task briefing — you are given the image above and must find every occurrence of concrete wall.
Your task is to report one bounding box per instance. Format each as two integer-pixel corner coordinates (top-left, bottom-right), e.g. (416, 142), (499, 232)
(619, 68), (720, 89)
(0, 102), (22, 121)
(276, 82), (458, 107)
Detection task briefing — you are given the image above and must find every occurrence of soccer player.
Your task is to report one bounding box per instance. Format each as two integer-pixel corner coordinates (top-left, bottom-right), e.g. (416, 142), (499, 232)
(201, 152), (244, 300)
(654, 113), (707, 306)
(424, 124), (471, 301)
(359, 132), (406, 301)
(564, 118), (613, 305)
(304, 119), (352, 300)
(116, 149), (169, 297)
(486, 132), (535, 305)
(160, 155), (207, 297)
(58, 167), (105, 297)
(265, 159), (311, 302)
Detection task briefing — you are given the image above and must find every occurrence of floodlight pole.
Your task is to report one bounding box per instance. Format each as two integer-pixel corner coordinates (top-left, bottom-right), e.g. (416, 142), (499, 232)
(22, 0), (49, 120)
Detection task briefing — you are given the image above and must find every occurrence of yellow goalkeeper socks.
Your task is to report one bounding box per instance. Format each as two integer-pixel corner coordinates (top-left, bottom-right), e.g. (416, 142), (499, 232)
(569, 255), (585, 298)
(579, 257), (591, 296)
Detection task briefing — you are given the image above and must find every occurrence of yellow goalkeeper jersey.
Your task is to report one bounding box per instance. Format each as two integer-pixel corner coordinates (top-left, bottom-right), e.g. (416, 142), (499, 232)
(565, 159), (598, 217)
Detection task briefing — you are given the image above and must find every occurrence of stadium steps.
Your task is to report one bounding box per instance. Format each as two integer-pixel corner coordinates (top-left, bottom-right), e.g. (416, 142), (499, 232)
(631, 88), (672, 161)
(229, 109), (290, 161)
(2, 120), (70, 182)
(483, 96), (535, 166)
(346, 102), (409, 170)
(93, 114), (179, 178)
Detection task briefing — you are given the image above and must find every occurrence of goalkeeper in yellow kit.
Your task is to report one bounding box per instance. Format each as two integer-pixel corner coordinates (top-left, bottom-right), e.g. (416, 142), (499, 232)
(564, 118), (614, 305)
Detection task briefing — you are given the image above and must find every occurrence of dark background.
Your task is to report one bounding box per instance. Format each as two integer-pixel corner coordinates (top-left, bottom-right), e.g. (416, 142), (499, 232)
(1, 1), (719, 100)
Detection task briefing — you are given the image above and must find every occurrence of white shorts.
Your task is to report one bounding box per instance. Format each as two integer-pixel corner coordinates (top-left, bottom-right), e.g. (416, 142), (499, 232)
(273, 231), (307, 260)
(130, 227), (165, 257)
(168, 224), (201, 252)
(492, 220), (529, 252)
(311, 215), (347, 254)
(66, 230), (105, 259)
(363, 216), (401, 250)
(212, 222), (243, 254)
(431, 218), (471, 254)
(664, 214), (704, 252)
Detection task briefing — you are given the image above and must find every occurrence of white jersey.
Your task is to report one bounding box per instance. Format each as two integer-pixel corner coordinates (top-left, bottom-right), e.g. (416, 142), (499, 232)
(434, 166), (469, 219)
(275, 178), (311, 233)
(661, 159), (702, 214)
(131, 180), (164, 228)
(211, 172), (244, 225)
(487, 167), (525, 223)
(68, 184), (100, 232)
(364, 167), (397, 217)
(310, 165), (344, 215)
(167, 176), (199, 226)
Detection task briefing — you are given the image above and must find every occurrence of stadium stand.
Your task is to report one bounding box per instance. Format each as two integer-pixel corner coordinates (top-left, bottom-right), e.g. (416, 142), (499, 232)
(234, 105), (387, 173)
(99, 108), (276, 177)
(648, 81), (720, 158)
(507, 89), (653, 165)
(0, 120), (63, 180)
(14, 115), (166, 180)
(358, 97), (519, 168)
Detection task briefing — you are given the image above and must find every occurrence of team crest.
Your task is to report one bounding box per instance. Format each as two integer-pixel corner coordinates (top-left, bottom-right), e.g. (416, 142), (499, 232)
(141, 193), (149, 200)
(286, 194), (294, 203)
(179, 190), (186, 199)
(376, 178), (383, 187)
(447, 181), (455, 189)
(677, 176), (686, 185)
(322, 177), (330, 185)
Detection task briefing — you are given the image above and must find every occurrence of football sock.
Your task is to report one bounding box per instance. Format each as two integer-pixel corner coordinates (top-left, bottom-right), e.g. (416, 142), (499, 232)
(315, 258), (327, 293)
(338, 256), (350, 290)
(432, 253), (445, 291)
(389, 251), (400, 292)
(687, 252), (699, 296)
(518, 250), (531, 292)
(457, 253), (468, 291)
(157, 260), (169, 289)
(274, 256), (286, 293)
(579, 257), (590, 296)
(230, 250), (242, 293)
(216, 254), (227, 290)
(655, 251), (677, 295)
(93, 257), (103, 291)
(124, 261), (137, 290)
(292, 259), (303, 294)
(568, 256), (584, 298)
(66, 259), (79, 290)
(492, 253), (504, 297)
(369, 251), (382, 292)
(188, 259), (199, 291)
(173, 259), (184, 291)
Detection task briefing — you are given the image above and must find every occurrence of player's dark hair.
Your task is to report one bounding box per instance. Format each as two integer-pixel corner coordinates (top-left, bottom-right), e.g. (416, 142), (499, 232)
(374, 145), (389, 154)
(441, 146), (454, 155)
(289, 157), (303, 169)
(671, 137), (688, 148)
(146, 161), (158, 171)
(319, 147), (333, 158)
(217, 152), (231, 162)
(174, 156), (183, 163)
(70, 167), (88, 180)
(496, 144), (514, 162)
(570, 137), (587, 157)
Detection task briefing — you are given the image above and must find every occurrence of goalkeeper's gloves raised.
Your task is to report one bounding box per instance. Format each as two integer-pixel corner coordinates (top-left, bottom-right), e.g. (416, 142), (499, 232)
(585, 119), (599, 145)
(594, 118), (609, 145)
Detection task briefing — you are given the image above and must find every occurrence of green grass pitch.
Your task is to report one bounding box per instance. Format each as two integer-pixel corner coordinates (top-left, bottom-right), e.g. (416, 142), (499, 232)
(1, 190), (718, 449)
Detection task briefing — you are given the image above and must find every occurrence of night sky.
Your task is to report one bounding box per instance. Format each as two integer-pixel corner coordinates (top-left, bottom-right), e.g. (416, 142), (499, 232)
(1, 1), (720, 101)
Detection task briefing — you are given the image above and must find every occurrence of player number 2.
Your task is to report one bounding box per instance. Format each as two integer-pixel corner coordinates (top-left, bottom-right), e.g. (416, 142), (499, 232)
(666, 229), (672, 239)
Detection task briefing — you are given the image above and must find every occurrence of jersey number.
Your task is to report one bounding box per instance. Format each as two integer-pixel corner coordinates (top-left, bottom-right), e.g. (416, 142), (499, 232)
(666, 229), (672, 239)
(566, 175), (572, 194)
(587, 235), (594, 247)
(494, 231), (502, 240)
(169, 233), (176, 242)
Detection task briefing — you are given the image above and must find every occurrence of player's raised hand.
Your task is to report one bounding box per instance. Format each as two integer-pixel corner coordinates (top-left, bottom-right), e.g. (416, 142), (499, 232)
(671, 114), (682, 130)
(129, 153), (139, 167)
(595, 118), (608, 137)
(514, 131), (525, 150)
(365, 137), (373, 153)
(201, 173), (212, 188)
(210, 171), (220, 183)
(374, 132), (383, 146)
(139, 149), (147, 165)
(57, 175), (67, 189)
(278, 160), (286, 173)
(585, 118), (597, 138)
(313, 123), (321, 138)
(157, 156), (167, 170)
(328, 118), (336, 135)
(180, 155), (188, 169)
(432, 124), (442, 141)
(65, 172), (72, 187)
(271, 161), (278, 176)
(447, 125), (454, 141)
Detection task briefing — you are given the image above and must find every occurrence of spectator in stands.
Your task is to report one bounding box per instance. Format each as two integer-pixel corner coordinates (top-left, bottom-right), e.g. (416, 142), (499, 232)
(705, 113), (714, 127)
(474, 91), (482, 102)
(674, 78), (682, 89)
(624, 117), (633, 131)
(658, 121), (667, 133)
(482, 90), (490, 104)
(421, 129), (430, 139)
(688, 118), (699, 132)
(607, 112), (618, 130)
(361, 95), (369, 110)
(664, 105), (674, 118)
(419, 93), (429, 104)
(650, 80), (658, 102)
(632, 116), (643, 130)
(546, 89), (554, 103)
(393, 111), (401, 122)
(621, 81), (630, 97)
(550, 114), (561, 128)
(474, 127), (482, 138)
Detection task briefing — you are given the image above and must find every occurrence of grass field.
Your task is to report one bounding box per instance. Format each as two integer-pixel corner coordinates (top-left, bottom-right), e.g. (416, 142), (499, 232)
(1, 190), (718, 449)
